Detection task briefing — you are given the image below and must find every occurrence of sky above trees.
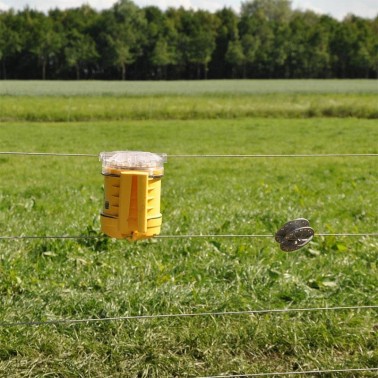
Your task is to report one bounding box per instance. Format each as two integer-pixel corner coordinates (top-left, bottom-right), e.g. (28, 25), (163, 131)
(1, 0), (377, 20)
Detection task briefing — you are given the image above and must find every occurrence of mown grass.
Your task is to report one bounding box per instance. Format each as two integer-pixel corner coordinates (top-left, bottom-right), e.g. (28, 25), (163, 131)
(0, 82), (377, 377)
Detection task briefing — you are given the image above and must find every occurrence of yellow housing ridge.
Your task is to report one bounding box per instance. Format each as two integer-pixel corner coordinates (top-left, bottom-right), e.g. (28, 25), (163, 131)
(101, 169), (163, 240)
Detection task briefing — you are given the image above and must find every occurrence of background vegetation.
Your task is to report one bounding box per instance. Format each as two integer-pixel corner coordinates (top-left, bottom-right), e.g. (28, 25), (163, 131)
(0, 80), (377, 376)
(1, 80), (378, 122)
(0, 0), (378, 80)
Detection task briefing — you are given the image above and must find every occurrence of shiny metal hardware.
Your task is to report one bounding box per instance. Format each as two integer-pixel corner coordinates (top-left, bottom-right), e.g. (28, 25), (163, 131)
(275, 218), (314, 252)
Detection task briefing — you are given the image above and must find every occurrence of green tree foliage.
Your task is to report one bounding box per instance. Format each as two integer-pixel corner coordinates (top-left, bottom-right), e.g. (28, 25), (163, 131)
(49, 5), (99, 79)
(240, 0), (288, 78)
(167, 7), (219, 79)
(185, 10), (219, 79)
(225, 39), (245, 78)
(371, 17), (378, 77)
(22, 9), (62, 79)
(144, 6), (178, 79)
(342, 15), (376, 78)
(0, 10), (22, 79)
(64, 31), (98, 80)
(100, 0), (146, 80)
(0, 0), (376, 79)
(241, 0), (293, 23)
(286, 11), (334, 78)
(211, 7), (239, 78)
(150, 38), (174, 79)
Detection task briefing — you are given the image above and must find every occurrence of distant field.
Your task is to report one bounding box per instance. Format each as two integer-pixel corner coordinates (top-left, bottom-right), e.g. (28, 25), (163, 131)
(1, 80), (377, 121)
(0, 79), (377, 96)
(0, 82), (377, 376)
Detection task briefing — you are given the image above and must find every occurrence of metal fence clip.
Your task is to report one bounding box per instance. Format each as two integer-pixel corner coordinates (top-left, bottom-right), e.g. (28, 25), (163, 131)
(275, 218), (314, 252)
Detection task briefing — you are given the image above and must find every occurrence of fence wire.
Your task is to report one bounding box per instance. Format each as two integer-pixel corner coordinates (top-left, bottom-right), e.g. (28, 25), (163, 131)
(1, 305), (377, 328)
(197, 367), (378, 377)
(1, 151), (378, 158)
(0, 233), (377, 241)
(0, 151), (97, 157)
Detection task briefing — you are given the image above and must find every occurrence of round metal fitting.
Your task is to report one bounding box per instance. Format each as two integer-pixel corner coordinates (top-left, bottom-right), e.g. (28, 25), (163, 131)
(275, 218), (314, 252)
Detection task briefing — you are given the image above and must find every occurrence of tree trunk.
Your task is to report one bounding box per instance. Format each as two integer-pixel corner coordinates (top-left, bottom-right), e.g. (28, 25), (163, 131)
(163, 65), (167, 80)
(2, 61), (6, 79)
(76, 64), (80, 80)
(42, 59), (46, 80)
(121, 63), (126, 80)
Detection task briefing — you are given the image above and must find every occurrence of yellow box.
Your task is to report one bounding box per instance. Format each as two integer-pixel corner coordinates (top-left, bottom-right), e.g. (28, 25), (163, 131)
(100, 151), (166, 240)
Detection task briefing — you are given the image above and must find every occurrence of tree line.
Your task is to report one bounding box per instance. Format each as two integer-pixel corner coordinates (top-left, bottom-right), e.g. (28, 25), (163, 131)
(0, 0), (377, 80)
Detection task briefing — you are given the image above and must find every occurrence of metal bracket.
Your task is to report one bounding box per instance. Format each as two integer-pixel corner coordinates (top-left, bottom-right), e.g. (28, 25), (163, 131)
(275, 218), (314, 252)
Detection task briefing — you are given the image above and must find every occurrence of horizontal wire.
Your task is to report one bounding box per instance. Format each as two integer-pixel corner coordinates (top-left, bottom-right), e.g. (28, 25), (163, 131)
(1, 152), (377, 158)
(0, 151), (97, 157)
(197, 367), (378, 378)
(169, 153), (378, 158)
(0, 233), (377, 241)
(316, 232), (378, 237)
(0, 235), (94, 240)
(157, 233), (378, 238)
(1, 305), (377, 328)
(156, 234), (273, 239)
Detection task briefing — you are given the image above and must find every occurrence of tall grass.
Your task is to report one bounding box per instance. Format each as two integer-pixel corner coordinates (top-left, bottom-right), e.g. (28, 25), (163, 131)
(0, 93), (377, 121)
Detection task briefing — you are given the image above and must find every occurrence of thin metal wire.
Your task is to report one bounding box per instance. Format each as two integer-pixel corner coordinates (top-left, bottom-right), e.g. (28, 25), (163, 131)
(317, 233), (378, 237)
(168, 153), (378, 158)
(197, 367), (378, 378)
(1, 305), (377, 328)
(0, 235), (96, 240)
(156, 234), (274, 239)
(0, 233), (377, 241)
(1, 152), (377, 158)
(0, 151), (97, 157)
(157, 233), (378, 239)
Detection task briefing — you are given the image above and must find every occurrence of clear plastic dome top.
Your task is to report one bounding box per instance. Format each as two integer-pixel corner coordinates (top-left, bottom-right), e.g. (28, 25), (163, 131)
(100, 151), (167, 176)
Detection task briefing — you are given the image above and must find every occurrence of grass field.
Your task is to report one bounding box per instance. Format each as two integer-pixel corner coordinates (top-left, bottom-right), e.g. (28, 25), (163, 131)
(1, 80), (378, 96)
(0, 80), (377, 377)
(1, 80), (377, 121)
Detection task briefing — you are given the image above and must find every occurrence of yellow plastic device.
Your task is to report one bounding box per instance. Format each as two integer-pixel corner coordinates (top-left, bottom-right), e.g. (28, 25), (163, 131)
(100, 151), (167, 240)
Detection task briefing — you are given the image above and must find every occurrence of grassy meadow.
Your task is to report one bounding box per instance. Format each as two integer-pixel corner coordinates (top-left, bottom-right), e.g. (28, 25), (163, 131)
(0, 80), (378, 122)
(0, 80), (377, 377)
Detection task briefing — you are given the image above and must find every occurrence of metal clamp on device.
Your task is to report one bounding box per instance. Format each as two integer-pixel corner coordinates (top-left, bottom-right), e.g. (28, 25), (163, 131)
(275, 218), (314, 252)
